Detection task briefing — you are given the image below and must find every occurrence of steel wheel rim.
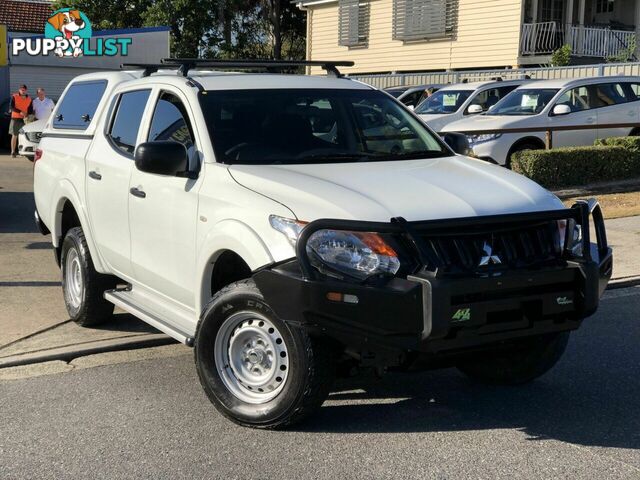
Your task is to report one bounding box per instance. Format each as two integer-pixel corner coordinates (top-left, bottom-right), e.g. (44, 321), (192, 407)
(65, 247), (83, 309)
(214, 311), (289, 404)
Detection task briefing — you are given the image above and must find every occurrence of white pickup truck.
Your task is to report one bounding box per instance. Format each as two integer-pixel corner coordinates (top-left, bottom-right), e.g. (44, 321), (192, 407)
(33, 59), (612, 429)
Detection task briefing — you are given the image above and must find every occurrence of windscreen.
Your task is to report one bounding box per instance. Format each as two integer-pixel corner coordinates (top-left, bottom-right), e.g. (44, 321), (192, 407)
(489, 89), (560, 115)
(199, 89), (448, 165)
(414, 89), (473, 115)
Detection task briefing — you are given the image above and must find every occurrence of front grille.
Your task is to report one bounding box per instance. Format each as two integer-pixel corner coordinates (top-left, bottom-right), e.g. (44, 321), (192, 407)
(417, 220), (562, 273)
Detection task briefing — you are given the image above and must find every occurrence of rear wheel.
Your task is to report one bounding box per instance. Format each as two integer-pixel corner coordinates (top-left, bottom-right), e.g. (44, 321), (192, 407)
(61, 227), (116, 327)
(457, 332), (570, 385)
(195, 279), (336, 429)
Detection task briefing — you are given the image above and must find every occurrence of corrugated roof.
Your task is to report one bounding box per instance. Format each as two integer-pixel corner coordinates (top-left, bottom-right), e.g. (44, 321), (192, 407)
(0, 0), (53, 33)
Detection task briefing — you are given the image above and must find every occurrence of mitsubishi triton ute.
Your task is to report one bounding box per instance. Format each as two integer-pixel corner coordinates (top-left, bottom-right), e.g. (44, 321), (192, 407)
(32, 59), (612, 429)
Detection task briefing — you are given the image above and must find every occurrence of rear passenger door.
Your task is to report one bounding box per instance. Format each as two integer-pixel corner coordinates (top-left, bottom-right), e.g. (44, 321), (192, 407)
(86, 88), (151, 278)
(128, 89), (201, 314)
(595, 82), (638, 140)
(548, 85), (598, 148)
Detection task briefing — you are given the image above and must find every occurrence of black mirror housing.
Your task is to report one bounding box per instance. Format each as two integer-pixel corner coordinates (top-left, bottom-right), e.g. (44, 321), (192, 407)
(441, 132), (471, 156)
(134, 141), (189, 177)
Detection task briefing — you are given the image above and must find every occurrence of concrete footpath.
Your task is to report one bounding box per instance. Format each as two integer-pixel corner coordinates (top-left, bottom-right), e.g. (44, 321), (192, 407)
(1, 152), (639, 369)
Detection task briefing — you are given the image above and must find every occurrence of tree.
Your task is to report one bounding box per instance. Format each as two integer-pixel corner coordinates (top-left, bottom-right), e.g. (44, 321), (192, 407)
(53, 0), (306, 59)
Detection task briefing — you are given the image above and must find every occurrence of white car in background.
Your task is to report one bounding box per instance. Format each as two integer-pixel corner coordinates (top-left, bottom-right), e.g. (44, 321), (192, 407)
(18, 119), (47, 161)
(415, 79), (528, 132)
(442, 76), (640, 166)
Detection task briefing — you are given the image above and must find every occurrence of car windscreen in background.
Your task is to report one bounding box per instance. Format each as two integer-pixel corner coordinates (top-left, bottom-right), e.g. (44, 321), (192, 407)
(199, 88), (448, 165)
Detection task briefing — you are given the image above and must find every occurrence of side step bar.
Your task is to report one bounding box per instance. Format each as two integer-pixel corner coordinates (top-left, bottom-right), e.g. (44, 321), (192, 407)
(104, 289), (195, 346)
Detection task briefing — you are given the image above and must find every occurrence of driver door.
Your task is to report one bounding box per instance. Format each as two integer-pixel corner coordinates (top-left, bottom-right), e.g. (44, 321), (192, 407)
(128, 89), (201, 311)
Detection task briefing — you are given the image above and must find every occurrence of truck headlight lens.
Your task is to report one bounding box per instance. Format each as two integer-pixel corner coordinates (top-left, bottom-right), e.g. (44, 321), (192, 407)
(466, 133), (502, 146)
(306, 229), (400, 280)
(269, 215), (306, 247)
(557, 219), (583, 257)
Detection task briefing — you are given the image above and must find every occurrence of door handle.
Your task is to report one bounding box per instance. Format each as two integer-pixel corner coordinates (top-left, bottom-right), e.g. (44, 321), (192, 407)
(586, 117), (595, 124)
(130, 187), (146, 198)
(88, 171), (102, 180)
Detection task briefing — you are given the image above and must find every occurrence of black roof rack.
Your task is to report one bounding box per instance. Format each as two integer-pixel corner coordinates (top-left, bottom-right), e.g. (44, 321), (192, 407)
(121, 59), (354, 78)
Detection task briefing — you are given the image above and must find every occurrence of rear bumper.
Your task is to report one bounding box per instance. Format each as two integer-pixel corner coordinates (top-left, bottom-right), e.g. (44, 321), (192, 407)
(254, 201), (612, 361)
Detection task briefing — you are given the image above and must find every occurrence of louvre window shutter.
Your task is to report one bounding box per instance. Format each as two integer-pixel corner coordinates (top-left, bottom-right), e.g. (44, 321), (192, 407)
(339, 0), (369, 47)
(339, 0), (361, 46)
(393, 0), (457, 41)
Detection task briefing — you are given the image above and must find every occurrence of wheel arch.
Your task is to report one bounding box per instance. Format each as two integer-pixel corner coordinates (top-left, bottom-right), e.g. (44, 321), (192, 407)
(197, 220), (275, 315)
(50, 181), (106, 272)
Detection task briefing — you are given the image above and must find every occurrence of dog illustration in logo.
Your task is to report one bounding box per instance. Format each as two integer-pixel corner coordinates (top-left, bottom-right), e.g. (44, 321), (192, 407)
(47, 10), (86, 57)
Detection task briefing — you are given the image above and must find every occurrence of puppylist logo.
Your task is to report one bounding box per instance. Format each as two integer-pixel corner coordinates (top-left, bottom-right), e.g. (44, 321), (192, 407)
(12, 8), (132, 58)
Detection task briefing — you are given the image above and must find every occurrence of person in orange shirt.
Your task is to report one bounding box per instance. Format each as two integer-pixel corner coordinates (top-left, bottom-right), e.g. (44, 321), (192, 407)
(9, 84), (34, 158)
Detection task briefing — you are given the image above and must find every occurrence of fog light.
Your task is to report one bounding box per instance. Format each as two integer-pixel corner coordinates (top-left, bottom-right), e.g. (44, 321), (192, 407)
(326, 292), (359, 304)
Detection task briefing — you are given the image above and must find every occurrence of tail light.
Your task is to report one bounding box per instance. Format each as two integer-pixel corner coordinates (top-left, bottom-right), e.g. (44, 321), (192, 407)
(34, 149), (43, 163)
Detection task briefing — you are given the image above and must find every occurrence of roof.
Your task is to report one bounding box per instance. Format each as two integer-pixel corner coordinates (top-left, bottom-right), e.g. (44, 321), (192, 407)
(117, 70), (374, 91)
(439, 79), (529, 91)
(0, 0), (52, 33)
(514, 75), (640, 89)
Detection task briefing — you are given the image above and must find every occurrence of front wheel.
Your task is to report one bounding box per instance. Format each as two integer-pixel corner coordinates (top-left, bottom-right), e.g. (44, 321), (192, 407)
(195, 279), (336, 429)
(457, 332), (570, 385)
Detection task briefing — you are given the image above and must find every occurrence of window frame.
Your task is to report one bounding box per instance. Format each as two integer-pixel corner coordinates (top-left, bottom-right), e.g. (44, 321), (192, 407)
(102, 87), (153, 160)
(104, 88), (152, 159)
(143, 88), (201, 173)
(52, 80), (108, 131)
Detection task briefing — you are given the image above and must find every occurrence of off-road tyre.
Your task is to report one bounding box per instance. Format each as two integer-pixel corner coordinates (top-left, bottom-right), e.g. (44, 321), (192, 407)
(195, 279), (336, 429)
(457, 332), (570, 385)
(61, 226), (116, 327)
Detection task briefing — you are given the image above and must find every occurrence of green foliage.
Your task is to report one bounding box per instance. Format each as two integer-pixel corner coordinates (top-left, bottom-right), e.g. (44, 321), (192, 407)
(606, 37), (637, 63)
(594, 135), (640, 152)
(511, 145), (640, 188)
(550, 44), (572, 67)
(53, 0), (306, 59)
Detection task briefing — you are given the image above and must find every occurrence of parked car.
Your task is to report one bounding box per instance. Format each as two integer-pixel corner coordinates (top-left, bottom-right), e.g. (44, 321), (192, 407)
(18, 119), (47, 160)
(441, 76), (640, 166)
(0, 97), (11, 150)
(33, 61), (611, 429)
(398, 84), (443, 108)
(415, 79), (529, 132)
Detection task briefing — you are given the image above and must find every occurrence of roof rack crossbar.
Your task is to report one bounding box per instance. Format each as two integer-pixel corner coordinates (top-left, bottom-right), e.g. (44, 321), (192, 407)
(122, 59), (354, 78)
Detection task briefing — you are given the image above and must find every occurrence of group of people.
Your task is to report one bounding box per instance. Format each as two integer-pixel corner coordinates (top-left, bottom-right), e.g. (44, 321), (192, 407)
(8, 85), (56, 158)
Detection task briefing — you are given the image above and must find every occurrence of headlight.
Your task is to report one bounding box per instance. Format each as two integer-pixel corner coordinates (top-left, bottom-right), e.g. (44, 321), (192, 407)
(26, 131), (40, 142)
(557, 219), (583, 257)
(466, 133), (502, 146)
(269, 215), (306, 247)
(18, 128), (24, 135)
(306, 229), (400, 280)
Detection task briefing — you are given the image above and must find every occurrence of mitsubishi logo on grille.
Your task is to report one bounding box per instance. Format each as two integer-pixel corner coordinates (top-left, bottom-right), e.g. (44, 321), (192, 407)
(479, 241), (502, 266)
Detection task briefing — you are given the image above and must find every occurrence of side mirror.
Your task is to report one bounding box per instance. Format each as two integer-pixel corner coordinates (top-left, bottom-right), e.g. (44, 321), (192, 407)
(407, 104), (415, 111)
(552, 104), (571, 116)
(134, 141), (189, 177)
(467, 104), (484, 114)
(441, 132), (471, 156)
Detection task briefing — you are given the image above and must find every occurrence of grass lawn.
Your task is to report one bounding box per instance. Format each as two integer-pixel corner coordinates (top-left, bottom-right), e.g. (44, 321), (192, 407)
(563, 191), (640, 219)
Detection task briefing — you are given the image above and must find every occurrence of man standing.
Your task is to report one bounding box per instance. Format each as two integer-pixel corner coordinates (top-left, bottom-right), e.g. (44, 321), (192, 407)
(9, 85), (33, 158)
(32, 88), (55, 121)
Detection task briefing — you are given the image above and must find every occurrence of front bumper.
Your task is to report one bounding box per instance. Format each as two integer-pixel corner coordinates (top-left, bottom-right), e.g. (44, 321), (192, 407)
(254, 201), (612, 360)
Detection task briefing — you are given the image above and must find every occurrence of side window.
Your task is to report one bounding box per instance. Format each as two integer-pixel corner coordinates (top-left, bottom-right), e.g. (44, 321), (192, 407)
(148, 92), (195, 159)
(629, 83), (640, 100)
(595, 83), (630, 107)
(107, 90), (151, 156)
(53, 80), (107, 130)
(555, 86), (592, 112)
